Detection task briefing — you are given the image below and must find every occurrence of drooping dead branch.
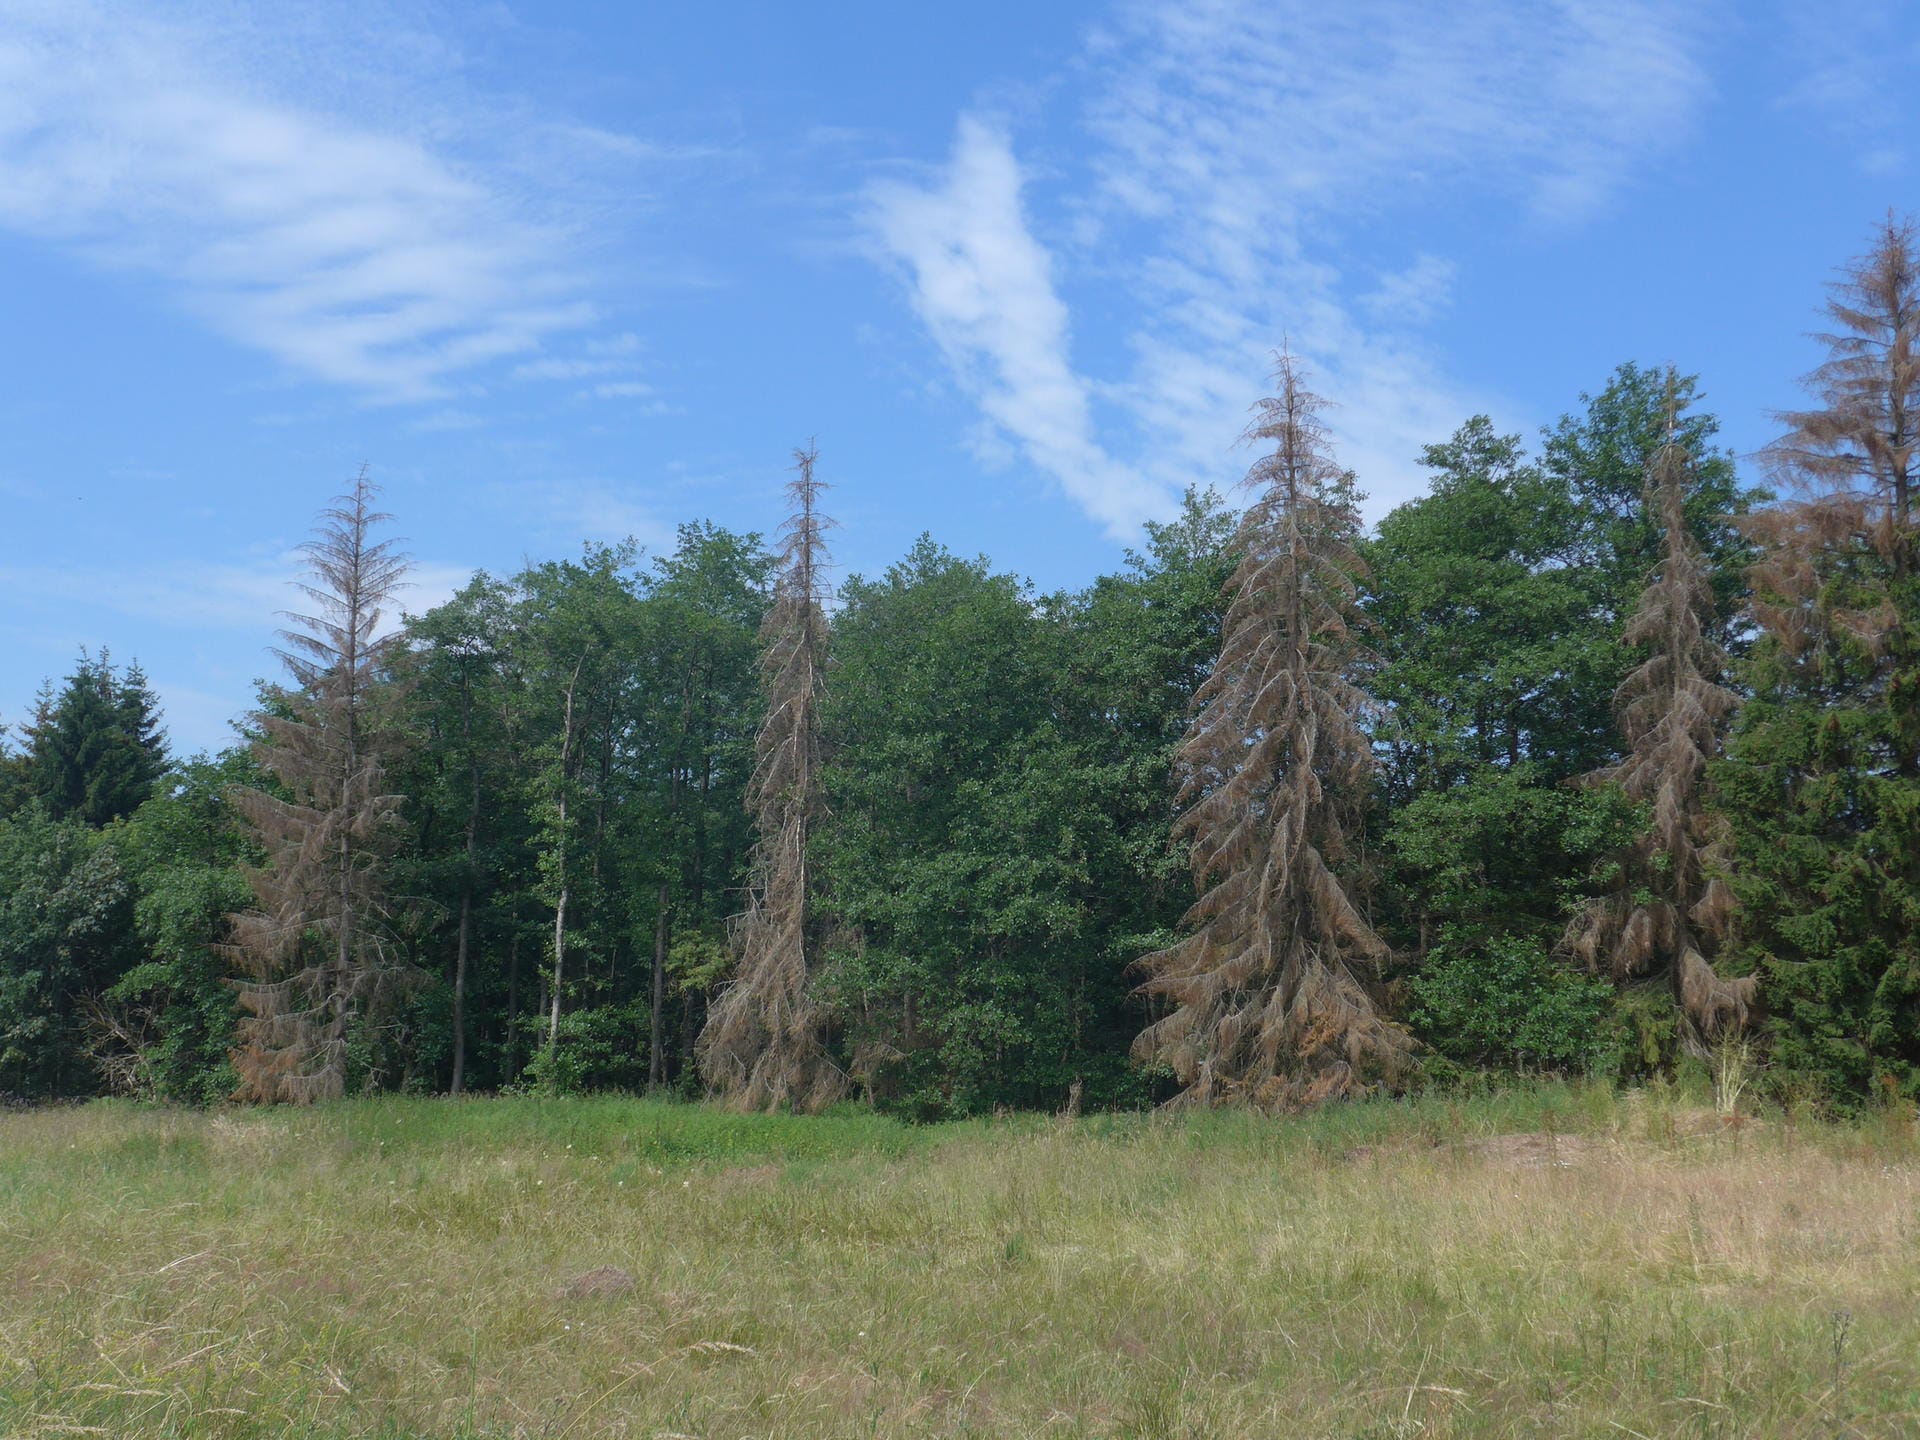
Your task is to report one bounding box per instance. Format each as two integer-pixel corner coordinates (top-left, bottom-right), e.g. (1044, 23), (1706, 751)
(227, 467), (414, 1103)
(1133, 353), (1410, 1109)
(698, 444), (845, 1111)
(1566, 380), (1753, 1041)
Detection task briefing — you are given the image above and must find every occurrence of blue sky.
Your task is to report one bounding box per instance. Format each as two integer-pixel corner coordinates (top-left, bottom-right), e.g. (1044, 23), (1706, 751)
(2, 0), (1916, 754)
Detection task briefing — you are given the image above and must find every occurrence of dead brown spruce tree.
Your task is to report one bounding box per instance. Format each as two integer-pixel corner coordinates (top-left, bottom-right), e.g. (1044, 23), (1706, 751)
(228, 468), (413, 1103)
(1566, 384), (1754, 1041)
(698, 445), (846, 1111)
(1134, 354), (1410, 1109)
(1754, 214), (1920, 644)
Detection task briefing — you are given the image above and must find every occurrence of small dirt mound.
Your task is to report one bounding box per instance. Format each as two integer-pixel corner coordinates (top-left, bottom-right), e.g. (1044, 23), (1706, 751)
(1459, 1133), (1596, 1168)
(558, 1265), (635, 1299)
(1345, 1132), (1599, 1168)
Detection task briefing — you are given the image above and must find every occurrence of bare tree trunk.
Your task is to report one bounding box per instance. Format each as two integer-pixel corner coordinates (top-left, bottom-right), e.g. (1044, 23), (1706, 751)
(452, 891), (471, 1095)
(500, 930), (517, 1081)
(451, 737), (479, 1095)
(546, 659), (584, 1063)
(548, 869), (567, 1055)
(651, 883), (670, 1087)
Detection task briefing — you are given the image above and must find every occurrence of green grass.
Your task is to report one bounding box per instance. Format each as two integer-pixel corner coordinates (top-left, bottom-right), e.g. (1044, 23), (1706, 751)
(3, 1084), (1918, 1437)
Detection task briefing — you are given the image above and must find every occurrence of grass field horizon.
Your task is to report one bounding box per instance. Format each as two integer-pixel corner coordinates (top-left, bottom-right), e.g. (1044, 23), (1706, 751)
(4, 1083), (1918, 1438)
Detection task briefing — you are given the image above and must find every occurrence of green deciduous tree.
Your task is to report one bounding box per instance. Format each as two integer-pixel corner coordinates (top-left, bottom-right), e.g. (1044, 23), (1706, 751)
(1367, 369), (1757, 1075)
(90, 751), (256, 1103)
(0, 807), (138, 1096)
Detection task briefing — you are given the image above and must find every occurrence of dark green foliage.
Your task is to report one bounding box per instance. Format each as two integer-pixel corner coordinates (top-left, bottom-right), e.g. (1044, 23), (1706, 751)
(821, 497), (1233, 1118)
(32, 294), (1920, 1120)
(1720, 689), (1920, 1104)
(392, 526), (769, 1097)
(1408, 929), (1614, 1074)
(1538, 361), (1756, 620)
(513, 1000), (653, 1095)
(1369, 418), (1619, 795)
(0, 726), (28, 819)
(22, 654), (169, 827)
(1366, 412), (1632, 997)
(1367, 370), (1760, 1082)
(0, 807), (138, 1096)
(1719, 219), (1920, 1108)
(821, 538), (1083, 1116)
(100, 753), (257, 1104)
(1385, 769), (1640, 945)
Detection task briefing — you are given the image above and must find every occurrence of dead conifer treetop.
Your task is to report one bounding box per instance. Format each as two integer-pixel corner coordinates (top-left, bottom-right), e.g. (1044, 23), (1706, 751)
(1752, 214), (1920, 653)
(698, 443), (846, 1111)
(227, 467), (414, 1103)
(1133, 352), (1410, 1109)
(1566, 377), (1753, 1041)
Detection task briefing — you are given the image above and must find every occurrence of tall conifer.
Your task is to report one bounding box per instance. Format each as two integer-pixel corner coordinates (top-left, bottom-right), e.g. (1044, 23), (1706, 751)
(228, 469), (413, 1103)
(1134, 354), (1409, 1108)
(25, 654), (167, 826)
(1721, 217), (1920, 1099)
(699, 445), (843, 1110)
(1567, 380), (1753, 1041)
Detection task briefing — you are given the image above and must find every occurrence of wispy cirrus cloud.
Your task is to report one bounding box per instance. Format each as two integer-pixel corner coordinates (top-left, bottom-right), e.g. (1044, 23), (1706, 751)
(0, 553), (473, 635)
(868, 118), (1165, 537)
(0, 550), (473, 751)
(871, 0), (1716, 529)
(1775, 0), (1920, 176)
(0, 2), (676, 403)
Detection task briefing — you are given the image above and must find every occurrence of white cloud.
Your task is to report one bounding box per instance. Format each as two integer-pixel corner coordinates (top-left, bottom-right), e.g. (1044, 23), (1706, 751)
(871, 0), (1714, 528)
(1775, 0), (1920, 175)
(0, 554), (473, 636)
(489, 478), (674, 552)
(868, 117), (1167, 538)
(513, 357), (632, 383)
(0, 2), (643, 402)
(1087, 0), (1709, 234)
(1362, 256), (1457, 328)
(1085, 0), (1714, 514)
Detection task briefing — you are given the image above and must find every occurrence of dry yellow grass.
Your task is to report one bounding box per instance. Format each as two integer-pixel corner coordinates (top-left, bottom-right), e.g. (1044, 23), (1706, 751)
(1, 1086), (1917, 1437)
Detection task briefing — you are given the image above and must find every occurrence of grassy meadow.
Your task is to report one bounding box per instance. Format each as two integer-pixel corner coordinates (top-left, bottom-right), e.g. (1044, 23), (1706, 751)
(2, 1085), (1918, 1438)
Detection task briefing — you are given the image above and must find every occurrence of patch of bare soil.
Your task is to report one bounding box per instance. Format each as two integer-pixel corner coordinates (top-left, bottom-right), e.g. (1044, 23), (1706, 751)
(557, 1264), (635, 1299)
(1456, 1132), (1596, 1168)
(1344, 1132), (1598, 1168)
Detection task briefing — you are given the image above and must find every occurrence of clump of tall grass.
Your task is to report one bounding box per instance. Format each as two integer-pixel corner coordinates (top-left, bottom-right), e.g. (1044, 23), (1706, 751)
(2, 1086), (1916, 1438)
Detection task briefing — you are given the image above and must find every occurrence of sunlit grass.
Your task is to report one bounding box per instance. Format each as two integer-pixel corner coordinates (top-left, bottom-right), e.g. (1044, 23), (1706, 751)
(3, 1085), (1917, 1437)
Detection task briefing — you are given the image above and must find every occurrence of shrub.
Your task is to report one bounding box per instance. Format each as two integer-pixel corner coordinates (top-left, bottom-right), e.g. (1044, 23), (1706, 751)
(1409, 928), (1613, 1074)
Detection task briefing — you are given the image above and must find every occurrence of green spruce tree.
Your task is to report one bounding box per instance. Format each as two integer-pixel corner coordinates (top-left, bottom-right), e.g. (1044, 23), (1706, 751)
(1721, 217), (1920, 1104)
(25, 653), (168, 827)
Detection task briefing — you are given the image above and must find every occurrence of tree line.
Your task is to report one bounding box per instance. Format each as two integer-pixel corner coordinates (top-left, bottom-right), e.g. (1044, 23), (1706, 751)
(4, 219), (1919, 1116)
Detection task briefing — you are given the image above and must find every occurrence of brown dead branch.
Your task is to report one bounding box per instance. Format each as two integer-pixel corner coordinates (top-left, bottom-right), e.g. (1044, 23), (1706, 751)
(1133, 351), (1410, 1108)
